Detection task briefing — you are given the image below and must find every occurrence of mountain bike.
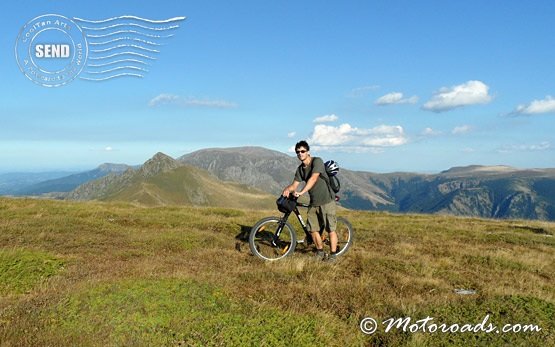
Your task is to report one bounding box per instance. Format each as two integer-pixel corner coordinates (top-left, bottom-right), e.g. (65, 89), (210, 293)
(248, 195), (354, 261)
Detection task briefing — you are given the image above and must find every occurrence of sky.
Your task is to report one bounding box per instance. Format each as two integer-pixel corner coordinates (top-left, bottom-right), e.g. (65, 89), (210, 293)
(1, 0), (554, 173)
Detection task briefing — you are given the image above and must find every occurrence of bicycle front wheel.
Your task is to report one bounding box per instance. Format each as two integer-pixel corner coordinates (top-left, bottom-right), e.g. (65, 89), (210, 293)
(249, 216), (297, 261)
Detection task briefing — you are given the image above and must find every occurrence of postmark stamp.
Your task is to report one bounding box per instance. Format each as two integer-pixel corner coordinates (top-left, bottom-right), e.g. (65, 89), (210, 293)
(15, 14), (88, 87)
(15, 14), (185, 87)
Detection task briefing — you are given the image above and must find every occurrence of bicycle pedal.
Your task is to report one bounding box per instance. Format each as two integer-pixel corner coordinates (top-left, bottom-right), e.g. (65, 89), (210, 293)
(281, 244), (290, 254)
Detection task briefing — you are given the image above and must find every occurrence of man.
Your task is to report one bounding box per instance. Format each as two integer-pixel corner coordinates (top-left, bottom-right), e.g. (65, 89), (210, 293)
(282, 140), (338, 261)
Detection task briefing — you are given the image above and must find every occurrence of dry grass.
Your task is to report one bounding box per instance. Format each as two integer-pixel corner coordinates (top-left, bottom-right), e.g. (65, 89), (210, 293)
(0, 197), (553, 346)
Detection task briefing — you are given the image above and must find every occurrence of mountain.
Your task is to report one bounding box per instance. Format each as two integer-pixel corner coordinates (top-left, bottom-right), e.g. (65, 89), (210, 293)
(0, 171), (76, 195)
(178, 146), (299, 194)
(338, 167), (555, 220)
(67, 152), (275, 209)
(178, 146), (393, 206)
(178, 147), (420, 207)
(177, 147), (555, 221)
(12, 163), (131, 196)
(63, 146), (555, 220)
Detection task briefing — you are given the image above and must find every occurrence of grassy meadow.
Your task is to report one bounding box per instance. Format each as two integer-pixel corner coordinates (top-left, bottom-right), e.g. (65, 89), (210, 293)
(0, 197), (553, 346)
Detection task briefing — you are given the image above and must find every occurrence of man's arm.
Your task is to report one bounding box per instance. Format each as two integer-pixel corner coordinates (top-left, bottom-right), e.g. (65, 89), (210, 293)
(294, 172), (319, 197)
(282, 180), (301, 197)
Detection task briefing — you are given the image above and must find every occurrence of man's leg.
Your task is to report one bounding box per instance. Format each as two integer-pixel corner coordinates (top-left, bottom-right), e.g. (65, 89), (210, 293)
(307, 206), (325, 257)
(324, 201), (338, 254)
(328, 231), (338, 253)
(310, 230), (324, 250)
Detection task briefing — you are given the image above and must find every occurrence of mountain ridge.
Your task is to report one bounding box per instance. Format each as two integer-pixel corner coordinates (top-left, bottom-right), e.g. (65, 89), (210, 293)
(8, 164), (131, 196)
(177, 147), (555, 220)
(66, 152), (275, 209)
(5, 146), (555, 221)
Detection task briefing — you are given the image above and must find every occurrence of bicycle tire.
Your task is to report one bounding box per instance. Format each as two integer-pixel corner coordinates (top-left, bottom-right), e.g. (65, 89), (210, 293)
(324, 216), (354, 256)
(249, 216), (297, 261)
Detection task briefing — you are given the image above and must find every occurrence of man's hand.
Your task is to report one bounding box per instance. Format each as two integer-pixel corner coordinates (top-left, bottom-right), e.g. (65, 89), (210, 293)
(282, 189), (291, 197)
(293, 191), (303, 198)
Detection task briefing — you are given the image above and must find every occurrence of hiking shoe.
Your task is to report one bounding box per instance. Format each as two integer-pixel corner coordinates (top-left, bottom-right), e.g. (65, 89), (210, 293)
(312, 249), (325, 260)
(325, 253), (338, 263)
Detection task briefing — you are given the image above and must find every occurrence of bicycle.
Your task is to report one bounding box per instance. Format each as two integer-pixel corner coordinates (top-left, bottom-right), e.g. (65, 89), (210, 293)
(248, 195), (354, 261)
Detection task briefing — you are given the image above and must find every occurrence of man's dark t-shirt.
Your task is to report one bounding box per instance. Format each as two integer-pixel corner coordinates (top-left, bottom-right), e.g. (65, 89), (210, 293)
(294, 157), (333, 206)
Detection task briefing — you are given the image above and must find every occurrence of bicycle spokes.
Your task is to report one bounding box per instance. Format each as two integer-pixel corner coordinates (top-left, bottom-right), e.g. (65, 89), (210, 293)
(250, 218), (296, 261)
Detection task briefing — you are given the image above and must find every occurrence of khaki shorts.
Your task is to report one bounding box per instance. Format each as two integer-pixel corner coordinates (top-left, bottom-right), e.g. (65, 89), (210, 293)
(307, 201), (337, 233)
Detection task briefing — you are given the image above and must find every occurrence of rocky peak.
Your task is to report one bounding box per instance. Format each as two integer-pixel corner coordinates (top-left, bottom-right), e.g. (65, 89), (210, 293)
(138, 152), (181, 177)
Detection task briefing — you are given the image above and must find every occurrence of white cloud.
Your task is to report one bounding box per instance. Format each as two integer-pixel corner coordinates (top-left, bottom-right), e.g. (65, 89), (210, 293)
(513, 96), (555, 115)
(309, 124), (355, 146)
(421, 127), (442, 136)
(313, 114), (339, 123)
(148, 94), (238, 109)
(422, 80), (492, 112)
(452, 125), (472, 135)
(88, 146), (118, 152)
(497, 141), (551, 153)
(307, 123), (408, 152)
(287, 132), (296, 138)
(148, 93), (179, 107)
(375, 92), (419, 106)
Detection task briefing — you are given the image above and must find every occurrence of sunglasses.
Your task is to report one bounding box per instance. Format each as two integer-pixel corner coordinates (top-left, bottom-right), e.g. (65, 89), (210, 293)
(295, 150), (307, 154)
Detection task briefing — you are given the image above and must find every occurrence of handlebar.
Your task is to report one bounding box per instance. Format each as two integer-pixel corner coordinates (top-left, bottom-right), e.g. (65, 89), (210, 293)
(283, 193), (340, 203)
(281, 194), (309, 208)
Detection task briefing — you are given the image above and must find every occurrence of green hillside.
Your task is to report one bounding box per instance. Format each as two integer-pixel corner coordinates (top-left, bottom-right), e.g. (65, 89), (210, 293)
(103, 166), (276, 210)
(0, 197), (553, 346)
(65, 152), (276, 210)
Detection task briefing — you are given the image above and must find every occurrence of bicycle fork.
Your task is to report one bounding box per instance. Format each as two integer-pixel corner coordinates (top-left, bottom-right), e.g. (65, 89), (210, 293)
(271, 212), (290, 247)
(294, 208), (312, 245)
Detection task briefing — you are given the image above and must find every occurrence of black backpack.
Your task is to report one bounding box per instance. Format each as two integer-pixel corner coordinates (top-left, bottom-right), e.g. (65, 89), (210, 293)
(324, 161), (340, 193)
(276, 195), (297, 213)
(326, 171), (341, 193)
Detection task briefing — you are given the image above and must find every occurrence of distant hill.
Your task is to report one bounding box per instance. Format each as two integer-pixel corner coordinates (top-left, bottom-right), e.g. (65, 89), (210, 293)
(13, 163), (131, 196)
(0, 171), (76, 195)
(67, 152), (275, 209)
(357, 167), (555, 220)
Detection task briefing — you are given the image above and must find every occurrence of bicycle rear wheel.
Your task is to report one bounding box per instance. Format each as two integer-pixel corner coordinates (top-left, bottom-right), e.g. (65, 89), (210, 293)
(249, 216), (297, 261)
(323, 216), (353, 256)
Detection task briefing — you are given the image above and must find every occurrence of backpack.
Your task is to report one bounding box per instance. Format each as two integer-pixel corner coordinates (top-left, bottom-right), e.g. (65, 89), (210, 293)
(324, 160), (340, 193)
(298, 158), (340, 198)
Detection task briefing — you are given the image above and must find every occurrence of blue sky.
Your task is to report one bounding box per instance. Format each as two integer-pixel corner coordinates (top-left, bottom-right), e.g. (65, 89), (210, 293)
(2, 0), (554, 173)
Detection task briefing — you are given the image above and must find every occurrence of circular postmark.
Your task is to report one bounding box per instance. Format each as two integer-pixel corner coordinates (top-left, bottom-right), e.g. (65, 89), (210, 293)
(15, 14), (88, 87)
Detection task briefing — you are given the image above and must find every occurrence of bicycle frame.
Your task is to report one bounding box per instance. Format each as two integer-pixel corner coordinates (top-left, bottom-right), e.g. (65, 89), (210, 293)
(275, 201), (312, 246)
